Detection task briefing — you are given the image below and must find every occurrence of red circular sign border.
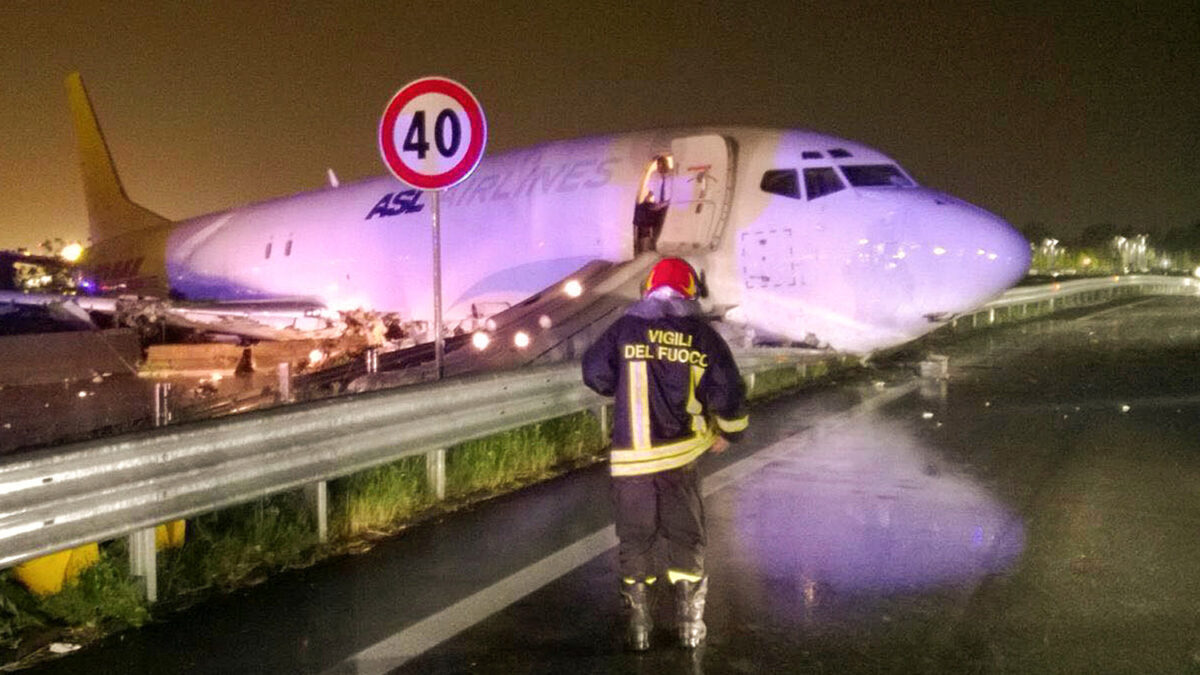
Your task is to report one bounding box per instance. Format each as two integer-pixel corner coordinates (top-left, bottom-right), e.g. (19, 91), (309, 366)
(378, 77), (487, 190)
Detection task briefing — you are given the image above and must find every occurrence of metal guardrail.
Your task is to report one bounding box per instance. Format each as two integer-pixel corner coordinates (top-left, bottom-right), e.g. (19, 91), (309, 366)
(0, 348), (835, 574)
(0, 274), (1195, 596)
(951, 274), (1199, 331)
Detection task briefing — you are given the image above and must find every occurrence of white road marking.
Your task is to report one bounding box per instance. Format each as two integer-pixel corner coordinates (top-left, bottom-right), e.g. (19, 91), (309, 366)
(324, 526), (618, 675)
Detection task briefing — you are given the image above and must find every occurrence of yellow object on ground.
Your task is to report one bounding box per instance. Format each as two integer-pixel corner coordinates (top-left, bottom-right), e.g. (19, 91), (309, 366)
(155, 520), (186, 549)
(14, 543), (101, 596)
(64, 542), (99, 578)
(13, 519), (184, 596)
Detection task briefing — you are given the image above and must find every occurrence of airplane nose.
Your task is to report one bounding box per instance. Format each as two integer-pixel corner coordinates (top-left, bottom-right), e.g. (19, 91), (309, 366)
(958, 204), (1030, 293)
(904, 191), (1031, 316)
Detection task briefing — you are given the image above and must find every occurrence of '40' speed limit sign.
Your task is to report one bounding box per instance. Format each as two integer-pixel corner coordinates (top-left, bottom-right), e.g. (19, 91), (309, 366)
(378, 77), (487, 190)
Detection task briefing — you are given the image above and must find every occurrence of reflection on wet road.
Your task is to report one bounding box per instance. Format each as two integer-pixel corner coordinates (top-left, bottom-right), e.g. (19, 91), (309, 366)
(33, 295), (1200, 673)
(729, 417), (1024, 595)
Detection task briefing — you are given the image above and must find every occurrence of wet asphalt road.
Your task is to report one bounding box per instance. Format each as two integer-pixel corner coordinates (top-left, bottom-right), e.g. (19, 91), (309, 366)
(33, 295), (1200, 673)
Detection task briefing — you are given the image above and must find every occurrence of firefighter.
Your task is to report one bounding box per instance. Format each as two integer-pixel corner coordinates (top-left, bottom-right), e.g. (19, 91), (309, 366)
(582, 257), (748, 651)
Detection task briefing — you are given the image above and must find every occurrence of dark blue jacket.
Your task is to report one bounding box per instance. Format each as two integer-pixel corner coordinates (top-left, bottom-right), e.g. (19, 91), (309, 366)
(582, 294), (747, 476)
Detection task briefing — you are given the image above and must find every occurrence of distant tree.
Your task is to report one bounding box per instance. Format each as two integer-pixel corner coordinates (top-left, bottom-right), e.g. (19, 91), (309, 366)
(38, 238), (66, 257)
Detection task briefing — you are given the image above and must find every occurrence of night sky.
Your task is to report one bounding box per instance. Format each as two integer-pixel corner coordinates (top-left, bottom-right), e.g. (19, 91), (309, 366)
(1, 1), (1196, 251)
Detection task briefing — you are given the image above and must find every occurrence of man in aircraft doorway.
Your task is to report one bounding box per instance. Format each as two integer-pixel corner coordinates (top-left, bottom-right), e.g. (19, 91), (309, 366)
(633, 156), (671, 253)
(582, 257), (748, 651)
(633, 192), (666, 253)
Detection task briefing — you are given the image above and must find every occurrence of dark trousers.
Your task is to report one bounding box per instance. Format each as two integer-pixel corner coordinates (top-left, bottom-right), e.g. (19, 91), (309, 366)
(610, 462), (706, 580)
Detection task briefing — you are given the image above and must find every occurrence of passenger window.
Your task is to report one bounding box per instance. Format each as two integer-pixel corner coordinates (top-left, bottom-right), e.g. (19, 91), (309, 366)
(760, 169), (801, 199)
(801, 151), (823, 160)
(803, 167), (845, 200)
(828, 148), (852, 158)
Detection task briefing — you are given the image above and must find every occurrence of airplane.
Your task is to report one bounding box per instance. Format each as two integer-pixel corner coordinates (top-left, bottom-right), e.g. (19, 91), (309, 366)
(3, 73), (1030, 354)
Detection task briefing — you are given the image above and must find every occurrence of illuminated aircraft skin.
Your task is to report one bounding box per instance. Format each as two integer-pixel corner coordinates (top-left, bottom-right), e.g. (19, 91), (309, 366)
(61, 73), (1028, 353)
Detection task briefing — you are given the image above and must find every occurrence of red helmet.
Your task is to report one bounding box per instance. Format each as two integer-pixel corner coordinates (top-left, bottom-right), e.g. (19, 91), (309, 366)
(644, 257), (699, 299)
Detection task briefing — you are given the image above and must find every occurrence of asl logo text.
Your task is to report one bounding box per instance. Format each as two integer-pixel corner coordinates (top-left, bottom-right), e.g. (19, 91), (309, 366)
(365, 190), (425, 219)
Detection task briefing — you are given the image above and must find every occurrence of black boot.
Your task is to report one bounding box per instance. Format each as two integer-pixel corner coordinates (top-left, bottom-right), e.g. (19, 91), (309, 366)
(619, 580), (653, 651)
(675, 577), (708, 648)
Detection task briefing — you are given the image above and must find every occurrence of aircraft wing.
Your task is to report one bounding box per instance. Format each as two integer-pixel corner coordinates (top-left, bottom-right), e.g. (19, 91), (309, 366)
(0, 290), (117, 314)
(0, 290), (345, 341)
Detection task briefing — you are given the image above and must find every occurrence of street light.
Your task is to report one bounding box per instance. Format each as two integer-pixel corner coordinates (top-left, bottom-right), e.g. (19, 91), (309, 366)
(60, 242), (83, 262)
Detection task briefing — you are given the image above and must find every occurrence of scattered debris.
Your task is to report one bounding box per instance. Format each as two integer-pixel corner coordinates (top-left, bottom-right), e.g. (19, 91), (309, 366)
(921, 411), (934, 419)
(48, 643), (81, 654)
(802, 578), (818, 607)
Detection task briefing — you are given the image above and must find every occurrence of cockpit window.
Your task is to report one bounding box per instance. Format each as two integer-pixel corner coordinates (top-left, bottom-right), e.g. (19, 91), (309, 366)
(828, 148), (852, 158)
(760, 169), (801, 199)
(803, 167), (844, 200)
(801, 151), (823, 160)
(840, 164), (914, 187)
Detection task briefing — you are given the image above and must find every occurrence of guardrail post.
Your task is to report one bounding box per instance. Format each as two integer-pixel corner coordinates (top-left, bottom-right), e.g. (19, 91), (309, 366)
(988, 308), (995, 325)
(365, 347), (379, 374)
(744, 372), (756, 397)
(277, 362), (292, 403)
(153, 382), (171, 426)
(426, 448), (446, 500)
(128, 528), (157, 603)
(304, 481), (328, 543)
(597, 405), (609, 441)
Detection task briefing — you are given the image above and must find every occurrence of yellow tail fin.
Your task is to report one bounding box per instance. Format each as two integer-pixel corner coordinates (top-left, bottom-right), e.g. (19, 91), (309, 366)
(65, 72), (170, 242)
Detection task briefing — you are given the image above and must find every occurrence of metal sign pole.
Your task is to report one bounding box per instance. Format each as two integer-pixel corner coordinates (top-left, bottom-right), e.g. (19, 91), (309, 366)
(379, 77), (486, 383)
(432, 189), (444, 379)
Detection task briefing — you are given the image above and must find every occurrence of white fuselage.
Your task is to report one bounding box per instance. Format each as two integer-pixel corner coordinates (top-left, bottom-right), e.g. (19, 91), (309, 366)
(157, 127), (1029, 353)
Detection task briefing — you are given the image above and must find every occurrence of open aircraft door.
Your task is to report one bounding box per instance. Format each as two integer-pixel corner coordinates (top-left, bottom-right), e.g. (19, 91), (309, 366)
(656, 134), (736, 253)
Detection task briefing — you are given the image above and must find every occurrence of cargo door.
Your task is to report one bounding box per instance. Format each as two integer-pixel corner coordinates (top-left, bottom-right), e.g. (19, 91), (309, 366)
(656, 134), (735, 253)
